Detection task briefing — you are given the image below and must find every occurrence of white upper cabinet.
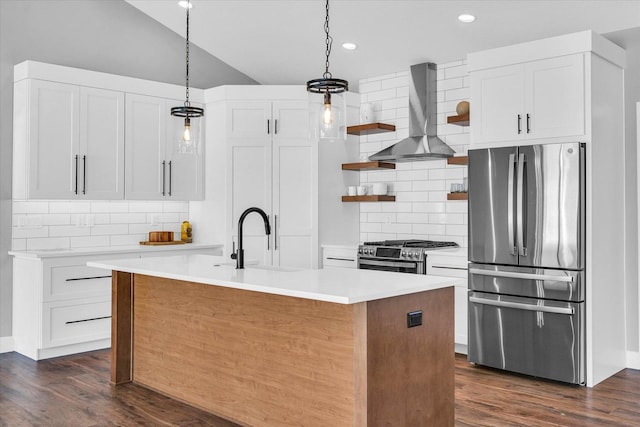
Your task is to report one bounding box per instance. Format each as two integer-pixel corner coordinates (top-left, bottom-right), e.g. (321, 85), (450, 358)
(13, 61), (205, 201)
(13, 79), (124, 199)
(80, 87), (125, 199)
(470, 54), (584, 145)
(125, 93), (203, 201)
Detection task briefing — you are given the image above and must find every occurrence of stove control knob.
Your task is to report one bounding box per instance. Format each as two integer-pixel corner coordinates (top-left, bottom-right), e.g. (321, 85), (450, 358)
(413, 252), (419, 258)
(401, 251), (407, 257)
(368, 248), (373, 255)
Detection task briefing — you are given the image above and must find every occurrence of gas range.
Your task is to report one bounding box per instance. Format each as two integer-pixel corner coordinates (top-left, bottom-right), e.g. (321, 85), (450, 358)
(357, 240), (458, 274)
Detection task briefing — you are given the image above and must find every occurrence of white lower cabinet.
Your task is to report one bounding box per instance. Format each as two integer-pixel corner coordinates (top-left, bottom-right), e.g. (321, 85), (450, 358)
(426, 251), (468, 353)
(321, 245), (358, 269)
(12, 247), (221, 361)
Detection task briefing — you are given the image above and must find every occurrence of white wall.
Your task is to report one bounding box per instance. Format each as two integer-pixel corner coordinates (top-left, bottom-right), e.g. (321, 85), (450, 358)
(357, 61), (470, 246)
(0, 0), (257, 339)
(606, 27), (640, 356)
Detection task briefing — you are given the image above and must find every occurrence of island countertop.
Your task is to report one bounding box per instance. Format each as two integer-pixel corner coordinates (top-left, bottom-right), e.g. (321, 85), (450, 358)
(88, 253), (463, 304)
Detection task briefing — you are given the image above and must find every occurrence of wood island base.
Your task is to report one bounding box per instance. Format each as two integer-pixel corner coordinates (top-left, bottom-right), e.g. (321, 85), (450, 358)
(111, 272), (454, 426)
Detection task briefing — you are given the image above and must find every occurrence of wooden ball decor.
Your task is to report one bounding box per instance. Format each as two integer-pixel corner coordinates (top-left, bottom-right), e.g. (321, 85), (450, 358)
(456, 101), (470, 116)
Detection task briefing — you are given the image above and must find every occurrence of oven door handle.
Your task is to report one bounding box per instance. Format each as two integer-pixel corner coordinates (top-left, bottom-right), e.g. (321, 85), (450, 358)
(359, 259), (418, 269)
(469, 296), (574, 315)
(469, 268), (574, 283)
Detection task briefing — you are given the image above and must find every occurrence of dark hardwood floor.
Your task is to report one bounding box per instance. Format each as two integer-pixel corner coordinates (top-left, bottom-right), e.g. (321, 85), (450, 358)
(1, 350), (639, 426)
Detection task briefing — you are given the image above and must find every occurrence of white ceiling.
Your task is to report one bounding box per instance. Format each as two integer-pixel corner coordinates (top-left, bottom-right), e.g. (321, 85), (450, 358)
(127, 0), (640, 90)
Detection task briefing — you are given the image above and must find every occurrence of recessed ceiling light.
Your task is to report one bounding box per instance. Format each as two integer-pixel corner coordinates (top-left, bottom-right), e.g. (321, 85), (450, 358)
(342, 42), (357, 50)
(458, 14), (475, 23)
(178, 1), (193, 9)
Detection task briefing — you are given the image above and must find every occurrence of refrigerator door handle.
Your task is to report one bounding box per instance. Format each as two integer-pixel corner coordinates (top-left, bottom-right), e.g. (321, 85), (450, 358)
(508, 153), (516, 255)
(469, 296), (575, 315)
(469, 268), (574, 283)
(516, 153), (527, 256)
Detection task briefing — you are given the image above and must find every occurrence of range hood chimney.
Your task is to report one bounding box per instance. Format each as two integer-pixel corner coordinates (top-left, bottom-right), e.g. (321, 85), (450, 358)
(368, 63), (455, 162)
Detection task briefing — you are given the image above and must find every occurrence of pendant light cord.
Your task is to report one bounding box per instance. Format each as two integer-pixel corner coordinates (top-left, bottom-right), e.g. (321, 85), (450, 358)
(323, 0), (332, 80)
(184, 2), (191, 107)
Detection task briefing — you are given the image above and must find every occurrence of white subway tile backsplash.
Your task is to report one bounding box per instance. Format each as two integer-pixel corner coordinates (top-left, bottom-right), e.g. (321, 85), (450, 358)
(439, 78), (464, 91)
(26, 237), (70, 250)
(13, 201), (48, 214)
(129, 201), (163, 213)
(110, 234), (146, 246)
(110, 213), (147, 224)
(91, 201), (129, 213)
(163, 201), (189, 213)
(91, 224), (129, 236)
(49, 201), (91, 214)
(413, 224), (446, 235)
(445, 65), (469, 79)
(49, 225), (91, 237)
(445, 87), (470, 101)
(359, 80), (382, 93)
(429, 168), (464, 180)
(70, 236), (110, 248)
(12, 227), (48, 239)
(381, 76), (408, 89)
(12, 239), (26, 250)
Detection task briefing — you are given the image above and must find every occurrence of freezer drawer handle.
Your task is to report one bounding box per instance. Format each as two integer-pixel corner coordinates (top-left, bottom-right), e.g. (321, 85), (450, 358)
(469, 296), (574, 315)
(469, 268), (574, 283)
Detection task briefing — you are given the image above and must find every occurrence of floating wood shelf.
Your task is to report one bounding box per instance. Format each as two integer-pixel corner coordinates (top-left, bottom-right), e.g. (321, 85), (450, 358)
(342, 195), (396, 202)
(447, 156), (468, 165)
(447, 193), (468, 201)
(446, 113), (470, 126)
(342, 161), (396, 171)
(346, 123), (396, 135)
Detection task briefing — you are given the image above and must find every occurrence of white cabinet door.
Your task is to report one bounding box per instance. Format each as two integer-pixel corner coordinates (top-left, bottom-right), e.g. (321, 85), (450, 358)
(227, 101), (273, 266)
(166, 100), (204, 201)
(470, 64), (525, 145)
(471, 54), (586, 146)
(272, 101), (317, 268)
(525, 54), (585, 139)
(80, 87), (124, 199)
(27, 80), (80, 198)
(454, 285), (468, 348)
(125, 94), (166, 200)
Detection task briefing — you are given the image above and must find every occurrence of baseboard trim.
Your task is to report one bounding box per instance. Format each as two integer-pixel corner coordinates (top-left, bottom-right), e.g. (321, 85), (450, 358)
(627, 351), (640, 370)
(0, 336), (15, 353)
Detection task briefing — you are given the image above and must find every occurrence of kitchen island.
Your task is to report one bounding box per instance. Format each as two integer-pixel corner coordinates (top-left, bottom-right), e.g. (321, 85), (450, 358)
(89, 254), (461, 427)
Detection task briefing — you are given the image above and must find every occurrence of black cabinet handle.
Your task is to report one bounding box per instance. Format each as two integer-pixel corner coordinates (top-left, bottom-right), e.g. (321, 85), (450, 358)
(517, 114), (522, 134)
(82, 155), (86, 194)
(161, 161), (166, 196)
(65, 315), (111, 325)
(74, 155), (79, 195)
(267, 119), (270, 134)
(275, 119), (278, 134)
(168, 160), (172, 196)
(526, 114), (531, 133)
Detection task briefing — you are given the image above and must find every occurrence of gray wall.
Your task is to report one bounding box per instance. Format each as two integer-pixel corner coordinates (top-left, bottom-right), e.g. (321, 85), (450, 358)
(606, 27), (640, 353)
(0, 0), (257, 338)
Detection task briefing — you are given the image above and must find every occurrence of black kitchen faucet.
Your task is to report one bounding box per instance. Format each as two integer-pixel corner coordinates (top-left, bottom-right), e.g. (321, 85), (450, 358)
(231, 207), (271, 269)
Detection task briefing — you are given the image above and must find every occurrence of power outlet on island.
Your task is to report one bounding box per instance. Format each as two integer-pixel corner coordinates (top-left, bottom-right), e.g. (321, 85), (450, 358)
(407, 310), (423, 328)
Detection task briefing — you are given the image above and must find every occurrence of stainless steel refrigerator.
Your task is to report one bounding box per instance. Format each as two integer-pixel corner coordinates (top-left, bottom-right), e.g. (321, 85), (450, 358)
(468, 142), (585, 384)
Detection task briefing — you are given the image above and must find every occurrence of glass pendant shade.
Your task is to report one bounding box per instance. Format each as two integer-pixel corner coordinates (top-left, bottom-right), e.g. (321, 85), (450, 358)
(308, 90), (346, 141)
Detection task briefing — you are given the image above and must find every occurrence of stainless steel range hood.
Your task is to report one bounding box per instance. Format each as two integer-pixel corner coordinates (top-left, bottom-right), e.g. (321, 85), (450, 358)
(368, 63), (455, 162)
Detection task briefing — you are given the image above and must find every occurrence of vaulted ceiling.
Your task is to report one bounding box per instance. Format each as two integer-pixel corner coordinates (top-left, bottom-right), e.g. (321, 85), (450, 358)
(127, 0), (640, 90)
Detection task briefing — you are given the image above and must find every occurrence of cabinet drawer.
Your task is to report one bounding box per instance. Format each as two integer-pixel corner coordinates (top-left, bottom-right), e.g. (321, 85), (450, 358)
(426, 255), (468, 279)
(43, 300), (111, 348)
(322, 247), (357, 269)
(46, 265), (112, 302)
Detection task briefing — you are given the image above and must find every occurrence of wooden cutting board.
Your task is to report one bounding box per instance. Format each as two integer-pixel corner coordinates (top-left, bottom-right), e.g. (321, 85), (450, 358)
(139, 241), (188, 246)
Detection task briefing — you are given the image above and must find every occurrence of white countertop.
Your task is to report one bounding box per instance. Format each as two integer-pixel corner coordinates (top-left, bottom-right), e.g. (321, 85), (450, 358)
(88, 254), (462, 305)
(425, 247), (468, 257)
(8, 243), (223, 259)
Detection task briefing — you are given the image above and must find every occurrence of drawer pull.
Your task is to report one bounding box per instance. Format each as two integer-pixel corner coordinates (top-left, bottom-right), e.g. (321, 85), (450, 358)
(432, 265), (467, 271)
(65, 315), (111, 325)
(65, 275), (112, 282)
(326, 257), (355, 262)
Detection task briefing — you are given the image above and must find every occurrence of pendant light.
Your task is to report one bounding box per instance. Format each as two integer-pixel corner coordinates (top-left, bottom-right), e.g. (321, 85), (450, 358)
(172, 0), (203, 153)
(306, 0), (348, 141)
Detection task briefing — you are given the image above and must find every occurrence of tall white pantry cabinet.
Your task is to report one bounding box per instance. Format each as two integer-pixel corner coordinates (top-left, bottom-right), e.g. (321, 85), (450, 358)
(468, 30), (626, 386)
(190, 86), (360, 269)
